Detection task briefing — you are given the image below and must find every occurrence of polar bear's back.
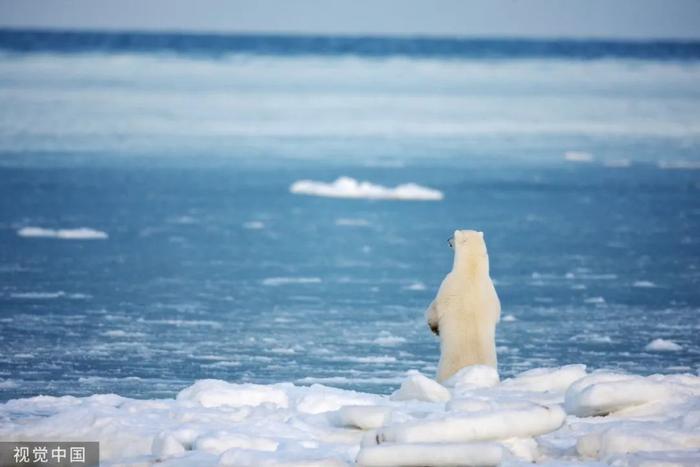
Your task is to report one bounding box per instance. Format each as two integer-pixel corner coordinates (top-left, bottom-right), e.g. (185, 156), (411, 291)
(432, 231), (501, 382)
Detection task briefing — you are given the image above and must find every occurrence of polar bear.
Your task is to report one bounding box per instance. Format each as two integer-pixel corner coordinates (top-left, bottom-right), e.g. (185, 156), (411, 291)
(425, 230), (501, 382)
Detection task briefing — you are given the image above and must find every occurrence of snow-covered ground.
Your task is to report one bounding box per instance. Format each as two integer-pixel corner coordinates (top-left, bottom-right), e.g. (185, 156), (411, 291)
(2, 365), (698, 466)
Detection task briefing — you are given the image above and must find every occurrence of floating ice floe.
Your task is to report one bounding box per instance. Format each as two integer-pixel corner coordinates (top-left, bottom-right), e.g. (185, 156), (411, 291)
(564, 151), (594, 162)
(243, 221), (265, 230)
(645, 338), (683, 352)
(9, 291), (90, 300)
(290, 177), (443, 201)
(17, 226), (108, 240)
(262, 277), (322, 286)
(335, 218), (371, 227)
(603, 159), (632, 168)
(2, 366), (699, 466)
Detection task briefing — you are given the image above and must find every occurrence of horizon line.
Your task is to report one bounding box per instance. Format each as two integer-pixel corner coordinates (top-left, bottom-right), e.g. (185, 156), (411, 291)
(2, 25), (700, 45)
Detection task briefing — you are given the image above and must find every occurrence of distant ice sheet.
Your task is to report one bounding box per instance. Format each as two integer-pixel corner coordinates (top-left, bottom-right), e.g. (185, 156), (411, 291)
(658, 160), (700, 170)
(290, 177), (443, 201)
(2, 365), (699, 466)
(17, 226), (108, 240)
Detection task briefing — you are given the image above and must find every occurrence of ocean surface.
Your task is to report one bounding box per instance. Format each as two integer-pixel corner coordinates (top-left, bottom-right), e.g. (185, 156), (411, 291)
(0, 30), (699, 401)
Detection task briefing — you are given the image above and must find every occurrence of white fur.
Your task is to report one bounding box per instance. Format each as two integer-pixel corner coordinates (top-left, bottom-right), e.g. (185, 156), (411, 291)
(426, 230), (501, 382)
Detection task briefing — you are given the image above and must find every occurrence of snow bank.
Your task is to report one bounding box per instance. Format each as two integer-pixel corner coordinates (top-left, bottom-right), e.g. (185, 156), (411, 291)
(17, 226), (108, 239)
(176, 379), (289, 408)
(290, 177), (443, 201)
(356, 442), (503, 467)
(2, 366), (699, 466)
(501, 364), (587, 393)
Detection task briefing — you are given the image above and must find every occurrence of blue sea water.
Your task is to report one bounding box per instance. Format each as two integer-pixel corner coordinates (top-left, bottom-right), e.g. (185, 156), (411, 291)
(0, 30), (699, 401)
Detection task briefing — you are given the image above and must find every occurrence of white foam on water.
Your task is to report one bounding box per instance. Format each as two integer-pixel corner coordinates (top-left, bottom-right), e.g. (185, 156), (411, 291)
(570, 333), (614, 344)
(402, 282), (426, 291)
(262, 277), (322, 286)
(101, 330), (129, 338)
(373, 332), (407, 346)
(168, 215), (198, 224)
(10, 291), (65, 299)
(0, 379), (18, 389)
(138, 318), (223, 329)
(17, 227), (108, 240)
(290, 177), (443, 201)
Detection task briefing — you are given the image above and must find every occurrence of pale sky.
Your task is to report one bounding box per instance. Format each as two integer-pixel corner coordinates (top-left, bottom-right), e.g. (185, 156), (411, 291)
(0, 0), (699, 40)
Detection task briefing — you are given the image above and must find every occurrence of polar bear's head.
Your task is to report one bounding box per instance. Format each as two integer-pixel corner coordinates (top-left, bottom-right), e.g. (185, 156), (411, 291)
(452, 229), (485, 248)
(451, 230), (488, 258)
(451, 230), (489, 273)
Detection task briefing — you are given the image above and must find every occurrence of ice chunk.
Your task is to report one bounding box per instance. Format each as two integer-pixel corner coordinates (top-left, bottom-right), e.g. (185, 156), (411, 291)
(447, 397), (535, 413)
(565, 373), (673, 417)
(609, 450), (700, 467)
(218, 448), (347, 467)
(577, 422), (700, 459)
(194, 431), (278, 454)
(290, 177), (443, 201)
(293, 384), (381, 414)
(645, 338), (682, 352)
(443, 365), (500, 391)
(377, 403), (565, 443)
(390, 371), (450, 402)
(335, 406), (392, 430)
(501, 364), (587, 393)
(356, 442), (503, 467)
(176, 380), (289, 408)
(152, 433), (186, 459)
